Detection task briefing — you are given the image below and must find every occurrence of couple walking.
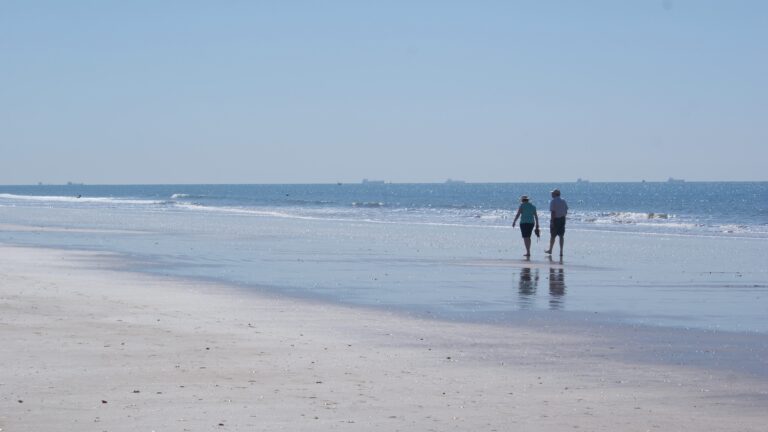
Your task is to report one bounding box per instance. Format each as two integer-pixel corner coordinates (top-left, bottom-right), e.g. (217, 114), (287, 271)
(511, 189), (568, 257)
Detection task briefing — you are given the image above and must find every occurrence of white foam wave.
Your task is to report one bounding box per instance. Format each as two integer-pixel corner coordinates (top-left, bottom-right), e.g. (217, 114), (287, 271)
(0, 193), (165, 206)
(170, 193), (210, 200)
(173, 203), (321, 221)
(580, 211), (674, 224)
(717, 224), (768, 235)
(352, 201), (385, 208)
(634, 221), (699, 230)
(169, 202), (768, 238)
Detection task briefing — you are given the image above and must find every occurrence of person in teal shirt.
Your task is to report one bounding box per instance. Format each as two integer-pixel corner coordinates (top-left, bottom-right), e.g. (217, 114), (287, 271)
(512, 195), (540, 258)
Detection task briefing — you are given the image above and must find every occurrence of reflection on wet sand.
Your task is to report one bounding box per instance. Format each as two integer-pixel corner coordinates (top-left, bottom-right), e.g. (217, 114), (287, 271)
(517, 267), (539, 309)
(548, 257), (566, 310)
(516, 260), (566, 311)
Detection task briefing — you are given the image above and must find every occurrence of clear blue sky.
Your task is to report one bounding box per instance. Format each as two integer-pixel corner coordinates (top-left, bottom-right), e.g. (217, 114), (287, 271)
(1, 1), (766, 184)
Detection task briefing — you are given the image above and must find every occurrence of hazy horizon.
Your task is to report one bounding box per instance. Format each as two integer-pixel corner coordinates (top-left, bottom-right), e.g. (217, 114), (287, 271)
(2, 179), (764, 187)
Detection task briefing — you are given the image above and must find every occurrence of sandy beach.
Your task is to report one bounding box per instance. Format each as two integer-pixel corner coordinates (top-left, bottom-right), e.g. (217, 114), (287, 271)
(1, 244), (766, 431)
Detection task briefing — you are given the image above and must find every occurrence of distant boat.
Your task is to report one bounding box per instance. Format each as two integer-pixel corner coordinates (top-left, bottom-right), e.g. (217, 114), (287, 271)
(362, 179), (385, 184)
(667, 177), (685, 183)
(445, 179), (466, 184)
(576, 178), (590, 183)
(66, 181), (84, 186)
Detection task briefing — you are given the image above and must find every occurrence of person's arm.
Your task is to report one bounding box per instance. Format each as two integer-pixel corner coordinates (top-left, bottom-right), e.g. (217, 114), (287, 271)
(534, 210), (539, 228)
(512, 207), (521, 227)
(549, 201), (555, 224)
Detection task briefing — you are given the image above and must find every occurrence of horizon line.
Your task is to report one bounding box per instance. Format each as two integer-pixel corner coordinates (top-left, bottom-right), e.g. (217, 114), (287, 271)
(2, 180), (766, 187)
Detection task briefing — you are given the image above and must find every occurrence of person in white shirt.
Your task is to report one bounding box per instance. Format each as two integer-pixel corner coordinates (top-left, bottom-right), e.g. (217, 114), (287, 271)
(545, 189), (568, 256)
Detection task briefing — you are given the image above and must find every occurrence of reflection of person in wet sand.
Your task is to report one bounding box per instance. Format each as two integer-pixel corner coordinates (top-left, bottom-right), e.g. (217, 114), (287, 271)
(517, 267), (539, 309)
(548, 266), (566, 310)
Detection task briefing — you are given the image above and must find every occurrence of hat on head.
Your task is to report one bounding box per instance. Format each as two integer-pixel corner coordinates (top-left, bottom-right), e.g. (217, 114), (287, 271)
(551, 189), (561, 196)
(520, 195), (529, 202)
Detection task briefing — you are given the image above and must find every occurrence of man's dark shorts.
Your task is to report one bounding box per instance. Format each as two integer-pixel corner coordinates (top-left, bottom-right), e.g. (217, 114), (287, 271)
(520, 223), (534, 238)
(551, 217), (566, 237)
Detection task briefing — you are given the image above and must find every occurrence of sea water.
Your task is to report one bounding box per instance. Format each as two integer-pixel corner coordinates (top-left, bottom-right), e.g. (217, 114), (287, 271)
(1, 182), (766, 237)
(1, 182), (766, 332)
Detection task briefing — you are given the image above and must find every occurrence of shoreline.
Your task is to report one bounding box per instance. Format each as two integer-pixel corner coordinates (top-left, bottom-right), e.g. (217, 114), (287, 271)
(1, 244), (766, 431)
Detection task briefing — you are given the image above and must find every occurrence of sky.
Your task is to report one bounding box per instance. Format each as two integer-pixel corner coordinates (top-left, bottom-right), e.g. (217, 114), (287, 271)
(1, 1), (766, 184)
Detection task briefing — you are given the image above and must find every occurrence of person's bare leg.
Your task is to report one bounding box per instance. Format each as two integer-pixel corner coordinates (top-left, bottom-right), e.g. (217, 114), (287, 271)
(558, 235), (564, 256)
(523, 237), (531, 256)
(545, 235), (555, 254)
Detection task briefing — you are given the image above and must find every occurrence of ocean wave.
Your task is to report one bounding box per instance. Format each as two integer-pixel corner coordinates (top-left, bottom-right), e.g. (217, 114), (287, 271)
(172, 203), (320, 220)
(352, 201), (386, 208)
(717, 224), (768, 235)
(571, 212), (767, 237)
(170, 193), (222, 201)
(166, 201), (768, 238)
(171, 202), (516, 230)
(0, 193), (165, 206)
(5, 189), (744, 238)
(571, 211), (713, 232)
(284, 199), (338, 206)
(581, 211), (674, 223)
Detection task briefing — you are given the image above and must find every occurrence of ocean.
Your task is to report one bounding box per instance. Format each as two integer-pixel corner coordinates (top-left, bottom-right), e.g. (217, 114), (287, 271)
(1, 182), (766, 237)
(1, 182), (766, 333)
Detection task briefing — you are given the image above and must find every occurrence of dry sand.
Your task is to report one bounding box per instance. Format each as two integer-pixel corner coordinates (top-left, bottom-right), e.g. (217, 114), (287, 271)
(1, 244), (765, 431)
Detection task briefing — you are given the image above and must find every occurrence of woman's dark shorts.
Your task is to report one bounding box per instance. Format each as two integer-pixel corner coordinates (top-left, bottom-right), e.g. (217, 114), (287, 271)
(520, 223), (535, 238)
(551, 217), (566, 236)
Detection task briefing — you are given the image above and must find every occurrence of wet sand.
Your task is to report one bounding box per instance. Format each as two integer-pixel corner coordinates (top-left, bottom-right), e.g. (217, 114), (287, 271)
(1, 244), (766, 431)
